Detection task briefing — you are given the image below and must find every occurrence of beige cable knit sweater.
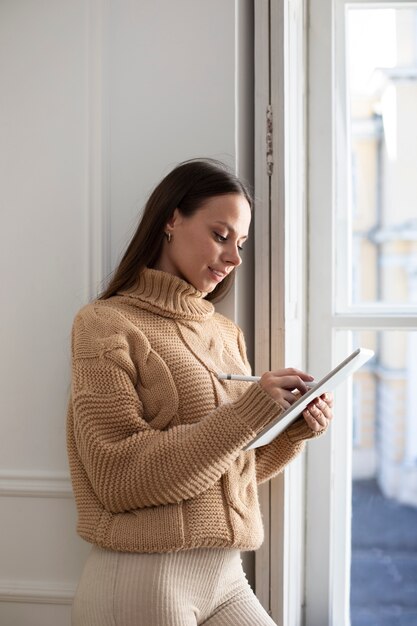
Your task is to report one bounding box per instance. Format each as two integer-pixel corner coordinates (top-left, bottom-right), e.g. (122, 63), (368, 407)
(66, 268), (320, 553)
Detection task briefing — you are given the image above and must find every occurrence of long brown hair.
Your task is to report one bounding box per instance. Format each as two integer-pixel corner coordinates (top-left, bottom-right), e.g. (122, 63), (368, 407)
(99, 158), (253, 302)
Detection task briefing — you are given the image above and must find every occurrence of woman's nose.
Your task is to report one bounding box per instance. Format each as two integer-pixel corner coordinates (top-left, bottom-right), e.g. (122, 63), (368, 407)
(223, 244), (242, 267)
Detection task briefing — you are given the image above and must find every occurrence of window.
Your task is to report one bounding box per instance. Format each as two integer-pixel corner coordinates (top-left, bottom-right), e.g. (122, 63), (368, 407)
(306, 1), (417, 624)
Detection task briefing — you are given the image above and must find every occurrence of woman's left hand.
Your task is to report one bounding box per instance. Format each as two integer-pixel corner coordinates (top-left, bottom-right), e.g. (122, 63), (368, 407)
(302, 392), (334, 432)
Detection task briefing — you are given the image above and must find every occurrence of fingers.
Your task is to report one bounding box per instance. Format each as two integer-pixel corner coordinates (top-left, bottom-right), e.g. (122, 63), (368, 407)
(259, 369), (315, 411)
(321, 392), (334, 408)
(258, 371), (334, 424)
(303, 407), (324, 431)
(303, 395), (334, 432)
(280, 376), (311, 394)
(260, 386), (297, 410)
(260, 371), (313, 396)
(281, 389), (299, 405)
(269, 368), (315, 384)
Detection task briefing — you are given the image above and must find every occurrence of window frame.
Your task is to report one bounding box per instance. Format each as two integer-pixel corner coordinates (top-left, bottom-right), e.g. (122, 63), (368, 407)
(306, 1), (417, 624)
(254, 0), (308, 623)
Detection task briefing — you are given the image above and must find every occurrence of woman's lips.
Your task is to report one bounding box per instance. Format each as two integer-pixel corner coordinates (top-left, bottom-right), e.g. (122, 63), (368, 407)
(208, 267), (226, 282)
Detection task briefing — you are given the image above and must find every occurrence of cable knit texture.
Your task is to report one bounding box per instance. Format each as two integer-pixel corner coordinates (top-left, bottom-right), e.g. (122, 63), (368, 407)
(67, 268), (321, 553)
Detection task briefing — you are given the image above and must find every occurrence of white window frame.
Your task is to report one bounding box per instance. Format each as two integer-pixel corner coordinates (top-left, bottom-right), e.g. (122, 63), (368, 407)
(254, 1), (308, 623)
(306, 1), (417, 625)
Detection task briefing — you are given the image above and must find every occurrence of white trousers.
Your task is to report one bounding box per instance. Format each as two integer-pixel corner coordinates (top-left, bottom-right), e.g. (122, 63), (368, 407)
(72, 545), (277, 626)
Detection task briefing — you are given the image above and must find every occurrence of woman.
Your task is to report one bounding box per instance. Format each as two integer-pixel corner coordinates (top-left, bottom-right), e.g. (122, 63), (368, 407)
(67, 159), (333, 625)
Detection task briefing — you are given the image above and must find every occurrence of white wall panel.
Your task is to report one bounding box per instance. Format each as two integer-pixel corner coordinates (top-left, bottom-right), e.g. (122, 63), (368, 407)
(106, 0), (237, 272)
(1, 2), (107, 624)
(0, 496), (89, 583)
(0, 0), (90, 473)
(0, 1), (253, 623)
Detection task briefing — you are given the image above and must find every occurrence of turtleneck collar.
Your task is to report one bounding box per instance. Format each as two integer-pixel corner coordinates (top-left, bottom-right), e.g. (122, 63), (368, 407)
(116, 268), (215, 321)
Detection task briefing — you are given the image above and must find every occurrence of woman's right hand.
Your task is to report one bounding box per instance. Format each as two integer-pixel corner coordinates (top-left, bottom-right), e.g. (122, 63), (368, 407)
(259, 368), (315, 410)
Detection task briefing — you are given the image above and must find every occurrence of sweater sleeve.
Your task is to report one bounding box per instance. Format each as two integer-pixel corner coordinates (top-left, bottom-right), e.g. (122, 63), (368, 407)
(234, 326), (328, 484)
(255, 417), (327, 484)
(70, 306), (282, 514)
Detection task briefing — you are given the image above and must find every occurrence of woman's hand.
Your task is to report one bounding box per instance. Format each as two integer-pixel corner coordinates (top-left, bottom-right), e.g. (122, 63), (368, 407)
(258, 368), (334, 432)
(302, 392), (334, 432)
(259, 368), (315, 408)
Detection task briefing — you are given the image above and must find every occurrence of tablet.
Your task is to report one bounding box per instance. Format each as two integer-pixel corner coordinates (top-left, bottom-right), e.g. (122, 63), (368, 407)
(245, 347), (374, 450)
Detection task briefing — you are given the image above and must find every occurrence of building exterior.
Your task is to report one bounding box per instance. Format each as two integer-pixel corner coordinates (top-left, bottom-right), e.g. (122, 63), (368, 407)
(349, 8), (417, 507)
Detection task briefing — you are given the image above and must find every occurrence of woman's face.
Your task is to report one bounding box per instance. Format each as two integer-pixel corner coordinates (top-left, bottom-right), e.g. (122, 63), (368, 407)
(155, 193), (251, 294)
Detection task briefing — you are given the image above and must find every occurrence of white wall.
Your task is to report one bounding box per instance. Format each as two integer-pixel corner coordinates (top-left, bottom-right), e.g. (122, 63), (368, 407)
(0, 1), (253, 623)
(107, 0), (236, 270)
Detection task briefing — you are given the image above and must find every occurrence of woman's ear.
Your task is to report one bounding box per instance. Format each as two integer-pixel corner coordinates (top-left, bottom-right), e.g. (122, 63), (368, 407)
(166, 208), (183, 231)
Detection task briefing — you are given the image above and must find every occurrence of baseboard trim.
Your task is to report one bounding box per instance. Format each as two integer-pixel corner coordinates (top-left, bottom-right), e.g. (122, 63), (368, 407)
(0, 470), (73, 498)
(0, 580), (75, 605)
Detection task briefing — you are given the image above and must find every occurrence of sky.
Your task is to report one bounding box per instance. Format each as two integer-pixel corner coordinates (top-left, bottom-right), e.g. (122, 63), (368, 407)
(347, 8), (397, 95)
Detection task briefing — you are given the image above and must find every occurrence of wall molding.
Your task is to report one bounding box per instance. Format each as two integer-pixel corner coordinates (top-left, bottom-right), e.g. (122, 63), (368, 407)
(87, 0), (111, 301)
(0, 470), (73, 498)
(0, 580), (75, 605)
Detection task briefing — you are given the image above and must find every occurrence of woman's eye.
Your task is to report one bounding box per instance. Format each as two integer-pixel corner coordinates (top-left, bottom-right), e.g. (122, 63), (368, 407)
(214, 232), (245, 251)
(214, 232), (227, 243)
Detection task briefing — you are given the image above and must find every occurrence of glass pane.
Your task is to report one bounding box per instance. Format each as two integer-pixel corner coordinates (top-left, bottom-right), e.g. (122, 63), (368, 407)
(345, 7), (417, 307)
(349, 330), (417, 626)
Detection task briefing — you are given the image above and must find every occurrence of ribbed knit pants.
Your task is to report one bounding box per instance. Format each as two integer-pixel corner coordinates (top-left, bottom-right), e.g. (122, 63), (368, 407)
(72, 545), (277, 626)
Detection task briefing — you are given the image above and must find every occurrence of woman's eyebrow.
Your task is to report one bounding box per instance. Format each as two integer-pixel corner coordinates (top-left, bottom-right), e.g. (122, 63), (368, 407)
(212, 221), (248, 239)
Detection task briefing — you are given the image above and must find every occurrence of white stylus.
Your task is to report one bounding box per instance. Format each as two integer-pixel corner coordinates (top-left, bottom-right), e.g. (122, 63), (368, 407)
(217, 373), (317, 388)
(218, 373), (261, 382)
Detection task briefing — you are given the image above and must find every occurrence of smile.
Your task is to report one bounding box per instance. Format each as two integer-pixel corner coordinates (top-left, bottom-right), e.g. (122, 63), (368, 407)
(209, 267), (226, 281)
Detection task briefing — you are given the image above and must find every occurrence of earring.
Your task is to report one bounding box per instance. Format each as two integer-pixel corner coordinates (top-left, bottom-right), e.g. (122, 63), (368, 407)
(165, 231), (172, 243)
